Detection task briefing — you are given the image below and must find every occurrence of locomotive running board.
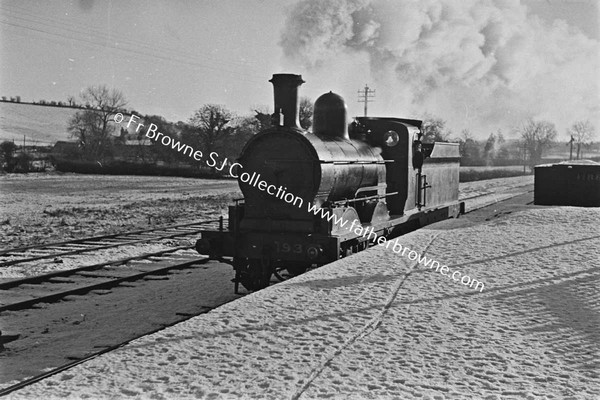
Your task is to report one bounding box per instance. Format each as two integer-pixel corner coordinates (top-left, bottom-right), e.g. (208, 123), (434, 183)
(334, 201), (463, 243)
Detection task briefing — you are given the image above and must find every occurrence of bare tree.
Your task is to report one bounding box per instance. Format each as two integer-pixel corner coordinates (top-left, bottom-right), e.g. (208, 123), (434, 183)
(0, 141), (17, 172)
(516, 119), (557, 170)
(68, 85), (127, 161)
(299, 97), (313, 130)
(188, 104), (234, 157)
(80, 85), (127, 112)
(422, 115), (451, 142)
(567, 120), (595, 159)
(497, 131), (505, 145)
(456, 129), (480, 165)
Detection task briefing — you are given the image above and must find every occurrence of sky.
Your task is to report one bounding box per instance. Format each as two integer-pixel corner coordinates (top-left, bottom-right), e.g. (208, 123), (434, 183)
(1, 0), (598, 139)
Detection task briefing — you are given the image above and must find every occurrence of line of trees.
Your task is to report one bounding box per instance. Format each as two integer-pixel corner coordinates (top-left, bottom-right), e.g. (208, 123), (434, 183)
(61, 85), (315, 173)
(421, 115), (596, 169)
(8, 83), (592, 175)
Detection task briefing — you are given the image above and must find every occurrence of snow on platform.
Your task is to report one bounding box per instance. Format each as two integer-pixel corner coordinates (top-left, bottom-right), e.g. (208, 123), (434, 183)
(8, 206), (600, 400)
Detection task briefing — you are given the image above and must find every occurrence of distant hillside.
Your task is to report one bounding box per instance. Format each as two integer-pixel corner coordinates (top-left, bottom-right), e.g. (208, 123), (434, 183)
(0, 102), (78, 145)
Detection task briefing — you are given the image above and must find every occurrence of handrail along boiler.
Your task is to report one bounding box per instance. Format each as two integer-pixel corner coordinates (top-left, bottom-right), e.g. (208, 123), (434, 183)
(196, 74), (463, 292)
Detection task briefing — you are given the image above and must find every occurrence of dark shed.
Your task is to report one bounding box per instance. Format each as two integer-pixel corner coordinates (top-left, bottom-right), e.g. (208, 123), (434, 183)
(534, 160), (600, 207)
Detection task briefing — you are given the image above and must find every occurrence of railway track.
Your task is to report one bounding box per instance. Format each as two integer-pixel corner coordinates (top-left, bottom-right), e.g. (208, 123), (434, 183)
(0, 218), (240, 397)
(459, 184), (534, 212)
(0, 219), (226, 313)
(0, 218), (224, 267)
(0, 249), (210, 313)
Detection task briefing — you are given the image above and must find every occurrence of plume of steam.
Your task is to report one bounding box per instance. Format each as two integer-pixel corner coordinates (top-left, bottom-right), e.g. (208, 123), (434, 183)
(279, 0), (599, 137)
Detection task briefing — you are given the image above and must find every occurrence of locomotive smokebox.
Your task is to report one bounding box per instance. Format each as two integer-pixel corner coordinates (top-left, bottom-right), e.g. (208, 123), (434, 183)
(313, 91), (349, 139)
(269, 73), (304, 130)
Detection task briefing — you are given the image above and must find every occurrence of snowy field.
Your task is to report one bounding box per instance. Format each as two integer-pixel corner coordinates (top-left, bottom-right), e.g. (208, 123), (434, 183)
(0, 103), (76, 144)
(7, 203), (599, 399)
(0, 173), (240, 249)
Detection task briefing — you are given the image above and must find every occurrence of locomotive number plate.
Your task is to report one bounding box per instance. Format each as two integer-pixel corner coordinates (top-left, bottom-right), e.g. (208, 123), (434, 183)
(274, 241), (303, 254)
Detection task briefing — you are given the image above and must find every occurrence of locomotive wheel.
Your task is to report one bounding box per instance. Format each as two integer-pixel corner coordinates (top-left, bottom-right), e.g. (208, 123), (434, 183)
(273, 267), (287, 281)
(238, 259), (272, 291)
(287, 264), (308, 276)
(273, 265), (309, 281)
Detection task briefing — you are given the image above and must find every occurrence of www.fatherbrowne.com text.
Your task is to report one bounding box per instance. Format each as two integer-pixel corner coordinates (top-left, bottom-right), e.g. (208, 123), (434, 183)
(114, 113), (484, 292)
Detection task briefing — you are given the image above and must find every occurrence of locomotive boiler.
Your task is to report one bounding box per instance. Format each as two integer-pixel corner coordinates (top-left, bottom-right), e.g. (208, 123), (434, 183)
(196, 74), (463, 292)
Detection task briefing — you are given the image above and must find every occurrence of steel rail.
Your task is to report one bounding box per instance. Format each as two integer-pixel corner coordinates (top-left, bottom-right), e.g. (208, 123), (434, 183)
(463, 189), (534, 213)
(0, 219), (221, 267)
(0, 257), (210, 313)
(0, 245), (195, 290)
(459, 182), (533, 202)
(0, 219), (219, 256)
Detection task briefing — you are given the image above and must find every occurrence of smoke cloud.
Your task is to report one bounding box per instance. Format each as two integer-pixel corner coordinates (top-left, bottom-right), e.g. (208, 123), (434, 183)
(280, 0), (599, 138)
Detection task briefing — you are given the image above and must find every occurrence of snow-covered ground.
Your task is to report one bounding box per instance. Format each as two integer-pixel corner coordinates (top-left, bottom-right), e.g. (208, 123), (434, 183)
(7, 204), (599, 399)
(458, 175), (532, 212)
(0, 173), (240, 249)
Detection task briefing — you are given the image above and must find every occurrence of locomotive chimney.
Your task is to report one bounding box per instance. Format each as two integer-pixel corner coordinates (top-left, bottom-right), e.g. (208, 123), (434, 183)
(269, 73), (304, 130)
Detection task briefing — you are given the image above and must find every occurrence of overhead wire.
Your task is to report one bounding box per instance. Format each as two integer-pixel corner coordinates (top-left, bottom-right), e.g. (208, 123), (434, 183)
(0, 4), (264, 73)
(0, 6), (267, 85)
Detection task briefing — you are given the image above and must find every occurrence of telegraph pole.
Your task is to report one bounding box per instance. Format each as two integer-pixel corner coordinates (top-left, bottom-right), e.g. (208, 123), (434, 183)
(358, 84), (375, 116)
(523, 142), (527, 173)
(569, 135), (575, 160)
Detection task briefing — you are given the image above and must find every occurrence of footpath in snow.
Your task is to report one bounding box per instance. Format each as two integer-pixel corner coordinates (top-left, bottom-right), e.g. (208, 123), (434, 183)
(8, 204), (600, 400)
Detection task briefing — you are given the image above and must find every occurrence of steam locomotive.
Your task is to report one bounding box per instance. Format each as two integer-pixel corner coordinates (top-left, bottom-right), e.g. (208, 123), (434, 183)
(196, 74), (463, 292)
